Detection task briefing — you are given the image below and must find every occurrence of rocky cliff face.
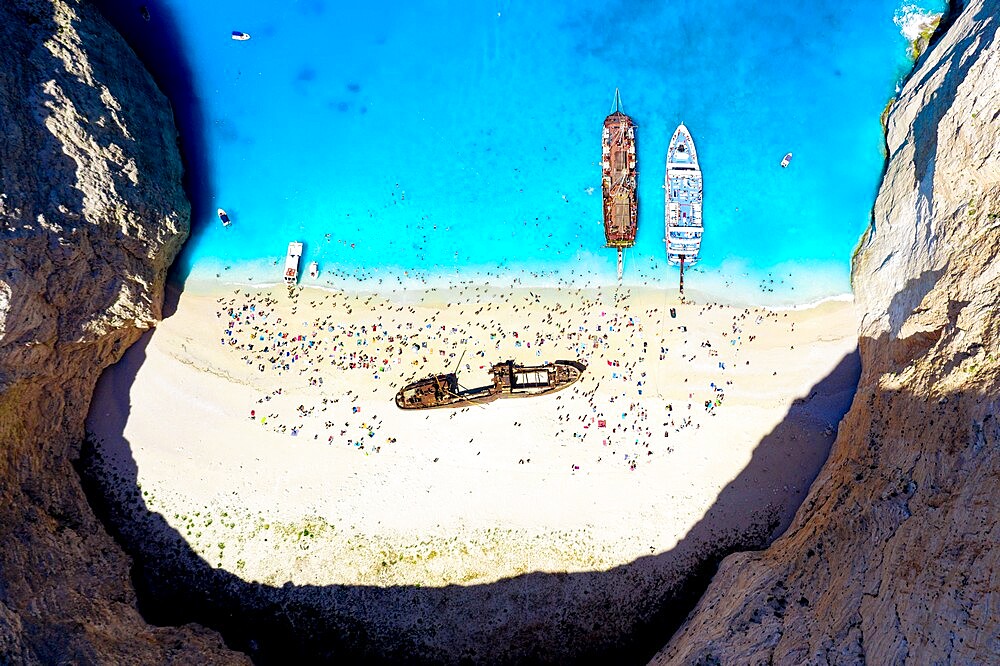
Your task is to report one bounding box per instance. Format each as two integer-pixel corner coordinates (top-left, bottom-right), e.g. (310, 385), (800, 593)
(2, 0), (997, 663)
(0, 1), (241, 662)
(654, 1), (999, 663)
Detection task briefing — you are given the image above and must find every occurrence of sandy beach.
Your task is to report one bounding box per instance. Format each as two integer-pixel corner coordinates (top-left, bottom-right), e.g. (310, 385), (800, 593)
(87, 282), (859, 588)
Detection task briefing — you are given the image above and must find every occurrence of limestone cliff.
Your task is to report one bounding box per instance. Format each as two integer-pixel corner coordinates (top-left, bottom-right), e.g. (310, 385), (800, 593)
(654, 1), (999, 663)
(0, 1), (241, 662)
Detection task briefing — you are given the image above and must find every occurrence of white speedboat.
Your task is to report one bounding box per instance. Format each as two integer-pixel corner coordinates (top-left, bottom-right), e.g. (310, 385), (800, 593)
(781, 152), (793, 168)
(664, 123), (703, 269)
(231, 31), (251, 41)
(308, 261), (319, 279)
(217, 208), (232, 227)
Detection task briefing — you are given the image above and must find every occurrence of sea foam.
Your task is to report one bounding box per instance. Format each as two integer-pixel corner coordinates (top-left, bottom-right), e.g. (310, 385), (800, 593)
(893, 3), (943, 42)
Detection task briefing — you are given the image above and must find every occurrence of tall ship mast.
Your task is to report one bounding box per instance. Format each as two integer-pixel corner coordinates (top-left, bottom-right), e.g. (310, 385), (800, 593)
(664, 123), (703, 293)
(601, 89), (638, 280)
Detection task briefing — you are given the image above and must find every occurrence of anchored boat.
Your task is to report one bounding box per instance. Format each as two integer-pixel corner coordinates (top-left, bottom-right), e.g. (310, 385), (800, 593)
(664, 123), (703, 293)
(780, 152), (793, 168)
(601, 89), (638, 280)
(284, 242), (303, 285)
(217, 208), (232, 227)
(395, 359), (586, 410)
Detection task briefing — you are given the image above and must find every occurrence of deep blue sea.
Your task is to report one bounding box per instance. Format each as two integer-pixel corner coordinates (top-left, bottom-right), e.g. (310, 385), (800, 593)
(115, 0), (944, 304)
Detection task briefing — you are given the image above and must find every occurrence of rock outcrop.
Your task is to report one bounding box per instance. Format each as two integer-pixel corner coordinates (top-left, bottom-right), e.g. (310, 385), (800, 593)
(654, 1), (999, 663)
(0, 1), (241, 662)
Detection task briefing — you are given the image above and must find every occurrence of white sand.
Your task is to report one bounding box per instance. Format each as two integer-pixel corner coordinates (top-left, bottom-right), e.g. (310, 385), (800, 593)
(87, 283), (858, 588)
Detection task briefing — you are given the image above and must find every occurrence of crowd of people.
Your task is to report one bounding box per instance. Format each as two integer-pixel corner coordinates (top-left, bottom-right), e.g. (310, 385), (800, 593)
(212, 283), (799, 471)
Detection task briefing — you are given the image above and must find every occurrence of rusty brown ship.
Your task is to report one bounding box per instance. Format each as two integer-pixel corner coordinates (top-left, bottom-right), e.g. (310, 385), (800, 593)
(395, 359), (586, 410)
(602, 88), (638, 279)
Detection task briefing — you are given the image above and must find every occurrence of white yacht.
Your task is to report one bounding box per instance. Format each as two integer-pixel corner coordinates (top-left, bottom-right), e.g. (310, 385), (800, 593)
(664, 123), (703, 269)
(284, 242), (303, 285)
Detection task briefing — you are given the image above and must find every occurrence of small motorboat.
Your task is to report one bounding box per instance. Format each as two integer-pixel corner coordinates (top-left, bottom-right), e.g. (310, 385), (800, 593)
(217, 208), (232, 227)
(231, 31), (251, 41)
(780, 152), (793, 168)
(308, 261), (319, 279)
(140, 5), (150, 21)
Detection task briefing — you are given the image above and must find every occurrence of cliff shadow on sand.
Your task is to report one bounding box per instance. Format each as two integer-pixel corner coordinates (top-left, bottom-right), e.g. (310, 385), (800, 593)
(0, 1), (235, 662)
(78, 325), (860, 664)
(651, 0), (1000, 660)
(652, 338), (999, 665)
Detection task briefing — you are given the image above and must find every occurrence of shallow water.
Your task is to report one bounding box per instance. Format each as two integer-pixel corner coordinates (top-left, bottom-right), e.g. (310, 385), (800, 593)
(127, 0), (943, 303)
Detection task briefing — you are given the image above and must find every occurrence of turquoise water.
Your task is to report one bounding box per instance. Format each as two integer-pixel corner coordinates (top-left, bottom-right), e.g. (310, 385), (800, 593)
(147, 0), (943, 303)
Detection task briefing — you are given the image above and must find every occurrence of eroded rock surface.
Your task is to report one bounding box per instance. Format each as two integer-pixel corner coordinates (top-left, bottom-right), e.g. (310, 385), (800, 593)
(654, 1), (999, 663)
(0, 1), (241, 662)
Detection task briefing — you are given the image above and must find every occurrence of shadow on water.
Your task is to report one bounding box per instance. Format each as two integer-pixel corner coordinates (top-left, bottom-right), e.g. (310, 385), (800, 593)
(78, 328), (860, 664)
(90, 0), (211, 294)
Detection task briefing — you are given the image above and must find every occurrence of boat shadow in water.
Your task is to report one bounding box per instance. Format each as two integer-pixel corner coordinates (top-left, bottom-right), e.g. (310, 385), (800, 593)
(79, 332), (860, 664)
